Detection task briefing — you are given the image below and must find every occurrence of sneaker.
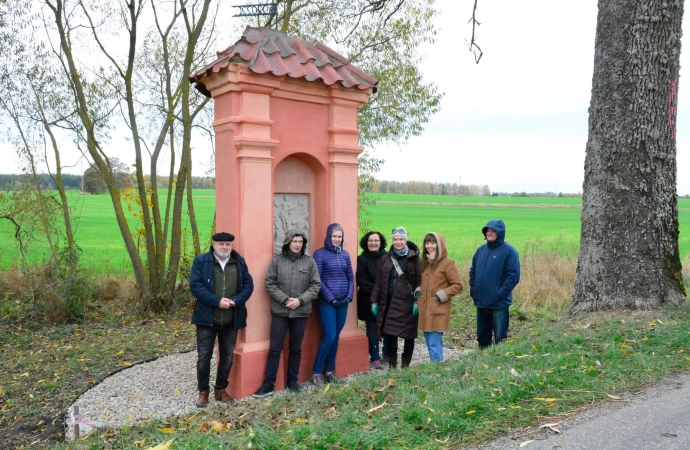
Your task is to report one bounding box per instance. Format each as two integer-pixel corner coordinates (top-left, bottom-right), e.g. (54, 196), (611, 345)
(370, 360), (384, 370)
(286, 381), (300, 393)
(324, 372), (343, 384)
(252, 384), (274, 399)
(312, 374), (325, 387)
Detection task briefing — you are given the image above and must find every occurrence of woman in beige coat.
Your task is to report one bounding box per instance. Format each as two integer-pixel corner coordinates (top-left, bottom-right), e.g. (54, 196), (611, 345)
(416, 232), (463, 362)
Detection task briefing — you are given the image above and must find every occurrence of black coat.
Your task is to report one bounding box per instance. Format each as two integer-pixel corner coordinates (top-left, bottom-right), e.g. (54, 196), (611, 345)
(371, 242), (421, 340)
(356, 250), (387, 321)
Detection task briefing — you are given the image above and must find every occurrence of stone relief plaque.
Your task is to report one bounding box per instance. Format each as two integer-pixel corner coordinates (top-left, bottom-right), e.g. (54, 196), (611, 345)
(274, 194), (310, 255)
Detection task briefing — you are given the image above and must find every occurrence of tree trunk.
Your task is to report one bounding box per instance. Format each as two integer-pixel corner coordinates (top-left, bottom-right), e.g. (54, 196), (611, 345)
(569, 0), (686, 315)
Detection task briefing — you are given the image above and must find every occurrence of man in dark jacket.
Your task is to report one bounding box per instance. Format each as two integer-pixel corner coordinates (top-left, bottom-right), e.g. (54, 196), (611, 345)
(469, 220), (520, 349)
(190, 232), (254, 407)
(253, 229), (321, 398)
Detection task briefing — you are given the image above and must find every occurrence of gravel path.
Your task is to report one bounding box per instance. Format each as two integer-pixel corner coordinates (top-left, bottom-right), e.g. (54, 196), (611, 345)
(65, 342), (472, 440)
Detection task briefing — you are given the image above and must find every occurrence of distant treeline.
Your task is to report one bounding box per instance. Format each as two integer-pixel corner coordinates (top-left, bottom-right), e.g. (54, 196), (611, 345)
(366, 180), (492, 196)
(0, 174), (216, 191)
(492, 191), (582, 198)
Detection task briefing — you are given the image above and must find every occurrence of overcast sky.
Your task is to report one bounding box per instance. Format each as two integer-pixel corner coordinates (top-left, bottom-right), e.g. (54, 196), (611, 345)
(374, 0), (690, 194)
(4, 0), (690, 195)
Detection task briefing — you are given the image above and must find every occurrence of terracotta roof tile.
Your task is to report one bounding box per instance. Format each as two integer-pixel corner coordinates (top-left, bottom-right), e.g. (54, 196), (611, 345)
(189, 26), (378, 96)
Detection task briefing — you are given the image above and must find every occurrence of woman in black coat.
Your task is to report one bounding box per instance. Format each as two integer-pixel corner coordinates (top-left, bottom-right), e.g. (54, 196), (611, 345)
(371, 226), (421, 369)
(356, 231), (387, 370)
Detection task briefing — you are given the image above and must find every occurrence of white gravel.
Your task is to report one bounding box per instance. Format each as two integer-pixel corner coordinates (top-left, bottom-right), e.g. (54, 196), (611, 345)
(65, 340), (472, 440)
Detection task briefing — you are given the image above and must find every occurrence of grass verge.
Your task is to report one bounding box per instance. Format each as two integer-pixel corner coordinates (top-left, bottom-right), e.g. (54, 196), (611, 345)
(51, 299), (690, 450)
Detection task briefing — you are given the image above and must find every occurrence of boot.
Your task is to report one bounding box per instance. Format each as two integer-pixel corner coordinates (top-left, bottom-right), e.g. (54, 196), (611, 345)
(401, 355), (412, 368)
(196, 391), (209, 408)
(214, 388), (233, 403)
(389, 354), (398, 369)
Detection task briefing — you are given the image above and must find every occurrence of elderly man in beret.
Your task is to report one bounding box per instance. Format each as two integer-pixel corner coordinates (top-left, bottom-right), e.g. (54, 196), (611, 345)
(190, 232), (254, 407)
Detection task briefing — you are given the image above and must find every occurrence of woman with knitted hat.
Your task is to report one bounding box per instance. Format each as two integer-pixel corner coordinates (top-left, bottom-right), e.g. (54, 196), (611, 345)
(416, 232), (463, 362)
(370, 226), (421, 368)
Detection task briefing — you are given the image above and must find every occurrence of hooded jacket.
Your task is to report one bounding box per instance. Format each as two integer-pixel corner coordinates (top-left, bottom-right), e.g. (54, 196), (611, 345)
(356, 231), (388, 322)
(371, 241), (422, 340)
(469, 220), (521, 309)
(313, 223), (355, 305)
(265, 229), (321, 318)
(190, 247), (254, 328)
(418, 232), (463, 332)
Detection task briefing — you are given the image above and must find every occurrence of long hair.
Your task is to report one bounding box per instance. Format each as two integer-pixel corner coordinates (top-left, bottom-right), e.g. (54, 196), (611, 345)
(421, 233), (439, 272)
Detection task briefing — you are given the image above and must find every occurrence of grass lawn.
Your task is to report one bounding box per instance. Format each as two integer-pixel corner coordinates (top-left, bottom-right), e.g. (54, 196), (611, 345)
(36, 299), (690, 450)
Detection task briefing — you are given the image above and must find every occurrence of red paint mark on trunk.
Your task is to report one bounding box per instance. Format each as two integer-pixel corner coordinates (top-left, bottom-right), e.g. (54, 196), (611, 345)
(668, 77), (678, 138)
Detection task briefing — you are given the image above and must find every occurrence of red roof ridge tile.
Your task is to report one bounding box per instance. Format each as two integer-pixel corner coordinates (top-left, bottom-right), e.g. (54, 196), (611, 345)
(189, 26), (377, 97)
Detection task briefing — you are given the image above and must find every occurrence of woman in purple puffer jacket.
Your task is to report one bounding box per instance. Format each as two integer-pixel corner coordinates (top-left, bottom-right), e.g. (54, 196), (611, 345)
(311, 223), (354, 386)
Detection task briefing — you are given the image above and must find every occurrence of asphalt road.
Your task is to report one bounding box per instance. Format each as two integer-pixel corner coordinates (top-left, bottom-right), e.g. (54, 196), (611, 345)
(465, 371), (690, 450)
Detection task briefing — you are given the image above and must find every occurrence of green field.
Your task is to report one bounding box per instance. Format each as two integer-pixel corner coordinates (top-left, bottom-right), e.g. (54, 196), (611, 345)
(3, 191), (690, 273)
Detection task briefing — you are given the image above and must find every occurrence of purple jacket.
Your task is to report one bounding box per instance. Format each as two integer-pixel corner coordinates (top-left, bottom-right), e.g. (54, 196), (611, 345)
(313, 223), (354, 304)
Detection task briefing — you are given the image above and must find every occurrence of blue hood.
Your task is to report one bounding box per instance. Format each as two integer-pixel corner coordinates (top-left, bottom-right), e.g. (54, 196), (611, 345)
(323, 223), (344, 253)
(482, 220), (506, 247)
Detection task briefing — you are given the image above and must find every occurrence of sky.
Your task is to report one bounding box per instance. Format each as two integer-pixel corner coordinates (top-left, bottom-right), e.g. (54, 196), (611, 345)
(373, 0), (690, 194)
(4, 0), (690, 195)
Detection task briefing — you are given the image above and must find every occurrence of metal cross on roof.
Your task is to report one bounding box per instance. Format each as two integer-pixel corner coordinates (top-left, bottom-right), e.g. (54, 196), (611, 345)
(232, 3), (279, 28)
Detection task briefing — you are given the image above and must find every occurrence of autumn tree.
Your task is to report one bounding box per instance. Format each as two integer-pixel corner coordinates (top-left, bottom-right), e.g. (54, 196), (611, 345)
(568, 0), (685, 314)
(40, 0), (217, 309)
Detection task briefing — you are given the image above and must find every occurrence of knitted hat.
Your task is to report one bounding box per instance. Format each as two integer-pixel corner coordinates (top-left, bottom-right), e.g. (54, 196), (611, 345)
(391, 226), (408, 241)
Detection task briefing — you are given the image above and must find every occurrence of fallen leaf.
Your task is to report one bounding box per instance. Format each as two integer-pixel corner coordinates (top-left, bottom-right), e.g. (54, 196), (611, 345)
(121, 361), (133, 367)
(0, 387), (3, 395)
(199, 421), (228, 433)
(116, 350), (125, 356)
(519, 439), (535, 447)
(324, 384), (330, 393)
(367, 400), (387, 415)
(662, 433), (677, 438)
(145, 439), (173, 450)
(510, 368), (521, 377)
(534, 398), (559, 402)
(159, 427), (174, 433)
(531, 344), (537, 351)
(435, 434), (450, 443)
(606, 393), (621, 399)
(293, 418), (309, 424)
(466, 410), (475, 415)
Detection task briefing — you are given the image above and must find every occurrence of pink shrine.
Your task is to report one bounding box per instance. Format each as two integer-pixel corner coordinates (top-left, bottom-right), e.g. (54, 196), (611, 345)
(189, 27), (378, 399)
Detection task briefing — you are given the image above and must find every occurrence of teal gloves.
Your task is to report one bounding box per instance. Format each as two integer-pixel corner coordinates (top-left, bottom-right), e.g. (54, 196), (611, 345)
(434, 295), (441, 302)
(414, 289), (421, 299)
(371, 303), (379, 316)
(412, 301), (418, 317)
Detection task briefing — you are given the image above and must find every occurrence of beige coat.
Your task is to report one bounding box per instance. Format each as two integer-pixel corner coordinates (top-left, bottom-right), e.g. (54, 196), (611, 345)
(417, 232), (463, 332)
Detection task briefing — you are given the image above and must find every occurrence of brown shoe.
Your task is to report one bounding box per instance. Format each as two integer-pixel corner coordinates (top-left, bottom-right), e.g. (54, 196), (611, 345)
(196, 391), (209, 408)
(214, 388), (233, 403)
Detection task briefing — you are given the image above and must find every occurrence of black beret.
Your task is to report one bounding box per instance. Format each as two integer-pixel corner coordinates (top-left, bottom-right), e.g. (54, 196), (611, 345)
(212, 232), (235, 242)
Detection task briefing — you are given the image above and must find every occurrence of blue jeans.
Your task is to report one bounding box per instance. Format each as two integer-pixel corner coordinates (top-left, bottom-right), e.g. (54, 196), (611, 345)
(424, 331), (444, 362)
(365, 320), (380, 362)
(313, 300), (348, 374)
(196, 324), (238, 392)
(476, 307), (509, 348)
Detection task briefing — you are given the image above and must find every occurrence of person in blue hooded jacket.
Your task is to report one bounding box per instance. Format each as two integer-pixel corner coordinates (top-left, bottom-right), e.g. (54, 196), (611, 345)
(469, 220), (520, 349)
(311, 223), (354, 386)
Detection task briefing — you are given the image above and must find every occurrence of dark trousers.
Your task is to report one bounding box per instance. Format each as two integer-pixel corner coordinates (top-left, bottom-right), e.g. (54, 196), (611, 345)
(263, 315), (308, 390)
(384, 334), (415, 359)
(196, 324), (238, 392)
(476, 307), (510, 349)
(365, 320), (381, 362)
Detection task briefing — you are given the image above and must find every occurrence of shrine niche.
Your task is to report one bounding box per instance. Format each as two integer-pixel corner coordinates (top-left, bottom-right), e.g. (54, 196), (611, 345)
(189, 26), (377, 399)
